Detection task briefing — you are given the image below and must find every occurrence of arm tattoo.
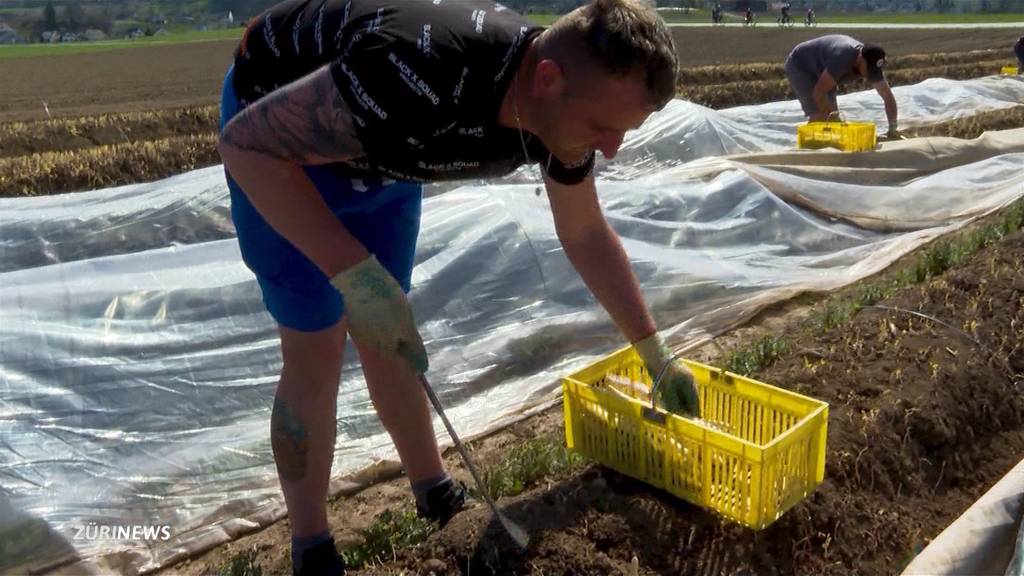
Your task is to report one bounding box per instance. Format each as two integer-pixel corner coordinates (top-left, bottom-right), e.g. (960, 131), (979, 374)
(222, 63), (364, 165)
(270, 396), (309, 482)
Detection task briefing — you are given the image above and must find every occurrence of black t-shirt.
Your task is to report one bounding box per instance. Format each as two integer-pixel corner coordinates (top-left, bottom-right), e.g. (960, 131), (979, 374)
(231, 0), (595, 185)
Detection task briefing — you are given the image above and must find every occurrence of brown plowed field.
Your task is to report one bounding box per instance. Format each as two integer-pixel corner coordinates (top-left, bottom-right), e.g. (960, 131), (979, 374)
(6, 25), (1024, 576)
(3, 28), (1024, 197)
(2, 27), (1022, 122)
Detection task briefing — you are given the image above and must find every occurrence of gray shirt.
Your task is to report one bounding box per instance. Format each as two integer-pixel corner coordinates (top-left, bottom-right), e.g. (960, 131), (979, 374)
(786, 34), (862, 83)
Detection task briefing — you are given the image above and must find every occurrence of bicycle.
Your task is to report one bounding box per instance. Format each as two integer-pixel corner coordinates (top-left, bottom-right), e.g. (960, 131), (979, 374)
(804, 13), (817, 26)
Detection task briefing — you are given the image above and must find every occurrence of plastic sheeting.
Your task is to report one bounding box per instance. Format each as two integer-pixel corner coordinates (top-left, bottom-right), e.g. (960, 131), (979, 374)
(902, 458), (1024, 576)
(1, 76), (1024, 575)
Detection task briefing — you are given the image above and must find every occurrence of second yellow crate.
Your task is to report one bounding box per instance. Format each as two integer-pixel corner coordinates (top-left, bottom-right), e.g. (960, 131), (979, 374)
(797, 121), (876, 152)
(562, 346), (828, 529)
(1002, 65), (1019, 75)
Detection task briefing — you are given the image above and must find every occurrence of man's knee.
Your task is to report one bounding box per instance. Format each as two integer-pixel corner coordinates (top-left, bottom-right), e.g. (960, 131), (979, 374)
(279, 320), (349, 384)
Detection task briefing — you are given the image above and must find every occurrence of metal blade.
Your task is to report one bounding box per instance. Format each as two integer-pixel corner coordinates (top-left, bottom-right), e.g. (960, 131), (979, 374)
(417, 374), (530, 550)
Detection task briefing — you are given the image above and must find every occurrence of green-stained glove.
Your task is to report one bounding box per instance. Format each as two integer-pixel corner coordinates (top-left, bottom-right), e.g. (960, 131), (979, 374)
(634, 333), (700, 417)
(330, 255), (428, 374)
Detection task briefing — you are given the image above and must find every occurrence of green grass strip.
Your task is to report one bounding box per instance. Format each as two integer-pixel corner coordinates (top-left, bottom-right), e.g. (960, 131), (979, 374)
(340, 508), (435, 569)
(216, 548), (262, 576)
(0, 28), (241, 59)
(481, 437), (586, 500)
(723, 335), (791, 376)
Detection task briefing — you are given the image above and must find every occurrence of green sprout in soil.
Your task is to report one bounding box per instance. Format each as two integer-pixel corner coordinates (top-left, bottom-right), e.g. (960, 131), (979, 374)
(909, 200), (1024, 284)
(480, 437), (586, 500)
(340, 508), (435, 569)
(723, 335), (790, 376)
(216, 548), (262, 576)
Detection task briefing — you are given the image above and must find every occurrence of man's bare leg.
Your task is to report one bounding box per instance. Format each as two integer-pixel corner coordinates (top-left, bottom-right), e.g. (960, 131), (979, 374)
(355, 340), (444, 483)
(271, 320), (347, 539)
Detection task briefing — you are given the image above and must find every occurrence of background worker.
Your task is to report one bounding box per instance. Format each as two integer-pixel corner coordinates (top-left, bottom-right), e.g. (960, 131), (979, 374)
(784, 34), (900, 138)
(1015, 35), (1024, 72)
(218, 0), (700, 574)
(778, 2), (792, 25)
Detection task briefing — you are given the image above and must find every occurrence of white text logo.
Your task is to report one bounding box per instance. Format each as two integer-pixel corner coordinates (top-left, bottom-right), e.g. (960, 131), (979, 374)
(292, 13), (302, 54)
(315, 4), (325, 54)
(471, 9), (486, 33)
(73, 524), (172, 542)
(334, 2), (351, 49)
(388, 52), (440, 106)
(367, 7), (383, 33)
(453, 66), (469, 103)
(495, 26), (528, 82)
(340, 62), (387, 119)
(418, 24), (432, 54)
(432, 120), (457, 137)
(263, 14), (280, 58)
(418, 160), (480, 171)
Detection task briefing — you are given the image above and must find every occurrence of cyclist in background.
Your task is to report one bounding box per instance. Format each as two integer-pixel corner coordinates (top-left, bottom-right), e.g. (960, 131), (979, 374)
(805, 6), (817, 26)
(778, 2), (792, 25)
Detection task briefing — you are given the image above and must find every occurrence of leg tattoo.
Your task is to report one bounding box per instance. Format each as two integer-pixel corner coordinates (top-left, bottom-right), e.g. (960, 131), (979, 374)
(271, 396), (310, 482)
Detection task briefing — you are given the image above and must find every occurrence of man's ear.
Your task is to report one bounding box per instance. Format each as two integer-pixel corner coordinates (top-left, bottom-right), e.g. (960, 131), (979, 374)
(533, 58), (566, 98)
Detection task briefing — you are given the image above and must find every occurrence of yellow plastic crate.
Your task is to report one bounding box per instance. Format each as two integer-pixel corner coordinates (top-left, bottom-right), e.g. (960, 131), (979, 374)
(562, 346), (828, 530)
(1002, 65), (1019, 75)
(796, 121), (876, 152)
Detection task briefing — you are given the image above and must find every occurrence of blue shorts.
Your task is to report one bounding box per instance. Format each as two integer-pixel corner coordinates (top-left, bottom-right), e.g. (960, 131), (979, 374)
(220, 65), (423, 332)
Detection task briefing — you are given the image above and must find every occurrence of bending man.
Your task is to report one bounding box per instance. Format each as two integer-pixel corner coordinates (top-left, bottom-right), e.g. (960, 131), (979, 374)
(218, 0), (699, 574)
(1015, 35), (1024, 72)
(785, 34), (899, 137)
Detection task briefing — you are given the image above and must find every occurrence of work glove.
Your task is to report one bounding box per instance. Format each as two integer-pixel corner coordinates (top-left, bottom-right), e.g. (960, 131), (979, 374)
(330, 255), (428, 374)
(634, 333), (700, 418)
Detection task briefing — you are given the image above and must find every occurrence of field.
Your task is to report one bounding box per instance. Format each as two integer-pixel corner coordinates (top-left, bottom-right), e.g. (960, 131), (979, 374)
(532, 11), (1024, 25)
(3, 28), (1023, 198)
(4, 23), (1024, 576)
(783, 12), (1024, 24)
(0, 28), (243, 58)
